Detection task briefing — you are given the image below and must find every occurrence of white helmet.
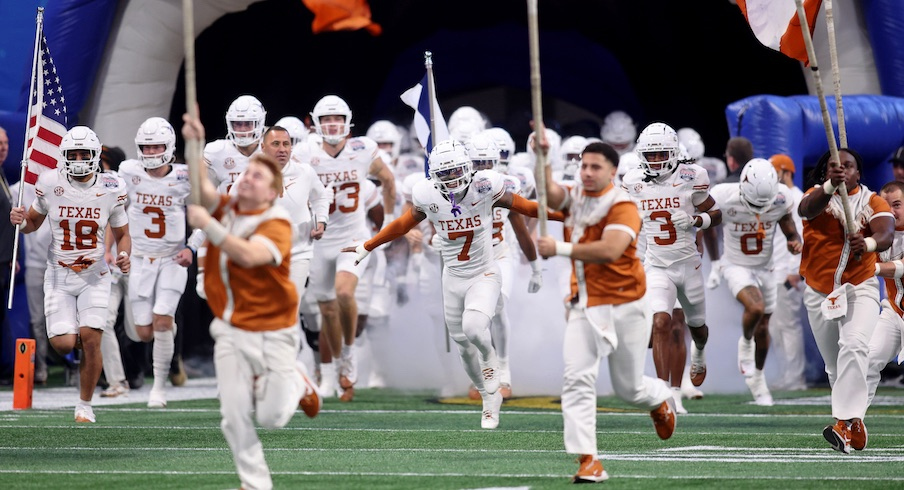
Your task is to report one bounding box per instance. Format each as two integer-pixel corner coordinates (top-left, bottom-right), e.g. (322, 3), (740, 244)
(366, 120), (402, 160)
(275, 116), (307, 146)
(448, 106), (486, 133)
(531, 128), (561, 170)
(509, 151), (532, 170)
(450, 119), (481, 145)
(226, 95), (266, 147)
(635, 122), (679, 178)
(311, 95), (353, 145)
(616, 151), (642, 184)
(428, 139), (473, 194)
(560, 135), (589, 181)
(134, 117), (176, 169)
(482, 127), (515, 169)
(601, 111), (637, 155)
(739, 158), (779, 213)
(677, 127), (704, 162)
(60, 126), (102, 177)
(465, 132), (499, 171)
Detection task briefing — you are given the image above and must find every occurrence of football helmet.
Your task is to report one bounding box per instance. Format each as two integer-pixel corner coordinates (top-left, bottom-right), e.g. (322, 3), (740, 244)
(60, 126), (102, 177)
(311, 95), (353, 145)
(601, 111), (637, 155)
(135, 117), (176, 169)
(429, 139), (472, 194)
(616, 152), (642, 184)
(448, 106), (486, 133)
(739, 158), (779, 213)
(226, 95), (266, 147)
(635, 122), (679, 178)
(465, 132), (500, 171)
(275, 116), (307, 146)
(560, 135), (589, 180)
(366, 120), (402, 160)
(482, 128), (515, 170)
(531, 128), (562, 170)
(677, 127), (704, 162)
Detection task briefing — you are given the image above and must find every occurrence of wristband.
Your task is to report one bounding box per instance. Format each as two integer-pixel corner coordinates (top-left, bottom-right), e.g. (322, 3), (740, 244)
(555, 241), (573, 257)
(895, 260), (904, 279)
(864, 237), (877, 253)
(203, 218), (228, 246)
(823, 180), (838, 195)
(530, 260), (541, 273)
(696, 212), (712, 229)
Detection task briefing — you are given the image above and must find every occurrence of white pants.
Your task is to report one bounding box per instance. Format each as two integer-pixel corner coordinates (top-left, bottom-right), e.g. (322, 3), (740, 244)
(804, 280), (880, 420)
(129, 255), (188, 325)
(211, 319), (302, 490)
(768, 281), (805, 387)
(723, 264), (777, 314)
(44, 266), (112, 336)
(645, 257), (706, 327)
(562, 297), (671, 455)
(26, 266), (48, 378)
(867, 304), (904, 405)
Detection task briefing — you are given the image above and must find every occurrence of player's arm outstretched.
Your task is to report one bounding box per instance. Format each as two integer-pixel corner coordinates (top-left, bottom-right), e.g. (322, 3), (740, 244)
(495, 192), (565, 221)
(343, 207), (425, 265)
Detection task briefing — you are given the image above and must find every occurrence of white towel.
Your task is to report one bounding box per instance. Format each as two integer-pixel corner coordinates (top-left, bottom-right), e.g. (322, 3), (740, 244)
(136, 256), (160, 298)
(821, 283), (854, 320)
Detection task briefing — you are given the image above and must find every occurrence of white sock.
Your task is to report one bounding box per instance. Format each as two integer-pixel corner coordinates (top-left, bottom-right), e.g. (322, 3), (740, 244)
(153, 329), (175, 391)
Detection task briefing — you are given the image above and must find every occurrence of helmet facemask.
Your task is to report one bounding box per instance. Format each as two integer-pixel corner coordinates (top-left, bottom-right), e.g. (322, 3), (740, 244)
(226, 95), (266, 148)
(60, 126), (102, 177)
(135, 117), (176, 169)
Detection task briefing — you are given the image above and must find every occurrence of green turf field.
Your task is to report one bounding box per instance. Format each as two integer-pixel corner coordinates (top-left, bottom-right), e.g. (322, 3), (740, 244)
(1, 387), (902, 489)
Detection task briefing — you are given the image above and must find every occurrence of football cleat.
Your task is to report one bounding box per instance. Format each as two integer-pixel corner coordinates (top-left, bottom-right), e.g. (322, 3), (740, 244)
(689, 346), (707, 386)
(298, 366), (322, 418)
(572, 454), (609, 483)
(650, 396), (677, 440)
(823, 419), (852, 454)
(850, 418), (867, 451)
(147, 388), (167, 408)
(74, 405), (96, 423)
(480, 390), (503, 429)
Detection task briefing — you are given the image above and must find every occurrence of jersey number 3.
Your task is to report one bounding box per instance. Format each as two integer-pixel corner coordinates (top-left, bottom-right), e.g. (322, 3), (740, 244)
(143, 206), (166, 239)
(650, 210), (678, 246)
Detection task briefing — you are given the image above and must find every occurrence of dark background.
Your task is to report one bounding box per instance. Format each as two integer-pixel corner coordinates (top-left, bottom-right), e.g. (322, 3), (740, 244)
(171, 0), (808, 156)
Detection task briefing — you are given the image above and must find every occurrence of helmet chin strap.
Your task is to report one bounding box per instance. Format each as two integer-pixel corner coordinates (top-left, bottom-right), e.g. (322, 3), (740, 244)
(449, 191), (462, 217)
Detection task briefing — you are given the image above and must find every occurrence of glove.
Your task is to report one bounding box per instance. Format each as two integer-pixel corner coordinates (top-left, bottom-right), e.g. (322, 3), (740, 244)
(670, 210), (694, 231)
(353, 243), (371, 265)
(706, 260), (722, 289)
(528, 261), (543, 293)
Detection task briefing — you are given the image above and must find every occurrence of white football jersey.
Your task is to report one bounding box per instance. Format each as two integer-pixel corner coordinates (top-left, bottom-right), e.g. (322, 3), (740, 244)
(204, 139), (260, 193)
(710, 182), (794, 268)
(622, 164), (711, 268)
(119, 160), (190, 257)
(412, 170), (506, 278)
(306, 136), (379, 244)
(32, 169), (128, 271)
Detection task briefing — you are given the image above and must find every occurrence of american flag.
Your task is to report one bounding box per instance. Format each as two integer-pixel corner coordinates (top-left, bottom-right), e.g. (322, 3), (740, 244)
(24, 34), (68, 185)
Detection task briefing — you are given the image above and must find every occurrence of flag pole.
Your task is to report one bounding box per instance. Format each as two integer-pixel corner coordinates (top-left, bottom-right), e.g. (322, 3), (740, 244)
(527, 0), (548, 237)
(424, 51), (451, 352)
(424, 51), (437, 178)
(183, 0), (202, 205)
(824, 0), (847, 147)
(8, 8), (44, 309)
(794, 0), (855, 237)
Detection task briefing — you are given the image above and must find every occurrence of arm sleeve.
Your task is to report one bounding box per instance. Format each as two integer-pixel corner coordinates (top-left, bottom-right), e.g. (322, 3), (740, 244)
(364, 210), (419, 251)
(509, 194), (566, 221)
